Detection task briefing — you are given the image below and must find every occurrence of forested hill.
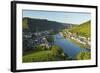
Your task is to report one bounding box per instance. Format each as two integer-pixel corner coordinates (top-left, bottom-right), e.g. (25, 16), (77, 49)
(23, 17), (71, 32)
(69, 20), (91, 38)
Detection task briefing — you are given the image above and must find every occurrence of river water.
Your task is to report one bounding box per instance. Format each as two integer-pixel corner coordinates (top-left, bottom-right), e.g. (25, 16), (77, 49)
(54, 33), (89, 59)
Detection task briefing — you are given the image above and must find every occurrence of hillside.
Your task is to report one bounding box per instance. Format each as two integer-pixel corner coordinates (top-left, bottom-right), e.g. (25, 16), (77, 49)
(68, 20), (91, 38)
(23, 17), (71, 32)
(23, 45), (68, 62)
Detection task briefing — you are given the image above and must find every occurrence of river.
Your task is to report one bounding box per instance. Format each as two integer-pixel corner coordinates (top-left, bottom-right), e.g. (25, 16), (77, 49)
(54, 33), (89, 59)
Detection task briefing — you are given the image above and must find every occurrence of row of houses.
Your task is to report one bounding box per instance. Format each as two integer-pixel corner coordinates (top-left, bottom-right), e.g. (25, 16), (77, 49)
(61, 31), (91, 47)
(23, 30), (53, 39)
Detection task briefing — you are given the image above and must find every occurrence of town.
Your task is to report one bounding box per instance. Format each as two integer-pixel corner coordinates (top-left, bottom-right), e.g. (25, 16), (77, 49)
(23, 30), (54, 52)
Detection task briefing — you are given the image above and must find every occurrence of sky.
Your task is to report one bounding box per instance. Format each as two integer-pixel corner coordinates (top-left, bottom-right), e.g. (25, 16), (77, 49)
(23, 10), (91, 24)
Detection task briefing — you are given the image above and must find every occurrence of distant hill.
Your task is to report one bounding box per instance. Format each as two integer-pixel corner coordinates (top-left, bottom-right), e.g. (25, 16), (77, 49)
(68, 20), (91, 38)
(22, 17), (71, 32)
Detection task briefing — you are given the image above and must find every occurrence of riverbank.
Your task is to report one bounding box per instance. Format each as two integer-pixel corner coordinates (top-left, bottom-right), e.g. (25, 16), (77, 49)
(68, 38), (90, 50)
(60, 32), (90, 49)
(54, 33), (90, 59)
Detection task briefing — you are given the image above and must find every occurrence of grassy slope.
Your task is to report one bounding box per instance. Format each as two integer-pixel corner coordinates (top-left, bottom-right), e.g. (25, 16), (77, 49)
(23, 50), (66, 62)
(69, 20), (91, 38)
(23, 51), (53, 62)
(23, 45), (68, 62)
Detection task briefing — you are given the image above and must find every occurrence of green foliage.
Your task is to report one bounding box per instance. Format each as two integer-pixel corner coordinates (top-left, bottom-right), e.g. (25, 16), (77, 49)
(23, 44), (49, 56)
(46, 36), (54, 43)
(69, 20), (91, 38)
(23, 18), (29, 29)
(76, 51), (91, 60)
(51, 46), (63, 56)
(49, 31), (59, 35)
(23, 51), (55, 62)
(23, 45), (68, 62)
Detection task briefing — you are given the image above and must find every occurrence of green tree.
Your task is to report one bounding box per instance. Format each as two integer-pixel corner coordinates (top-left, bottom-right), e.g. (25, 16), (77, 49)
(46, 36), (54, 43)
(51, 46), (63, 56)
(76, 52), (91, 60)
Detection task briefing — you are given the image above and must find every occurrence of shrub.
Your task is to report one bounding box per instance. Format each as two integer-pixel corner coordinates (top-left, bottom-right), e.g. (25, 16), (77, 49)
(76, 51), (91, 60)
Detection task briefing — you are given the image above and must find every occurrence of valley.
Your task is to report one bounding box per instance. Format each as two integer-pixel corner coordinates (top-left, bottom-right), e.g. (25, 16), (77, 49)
(22, 17), (91, 62)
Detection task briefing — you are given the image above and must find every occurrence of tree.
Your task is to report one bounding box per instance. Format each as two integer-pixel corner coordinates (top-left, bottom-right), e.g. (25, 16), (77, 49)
(76, 51), (91, 60)
(51, 46), (63, 56)
(46, 36), (54, 43)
